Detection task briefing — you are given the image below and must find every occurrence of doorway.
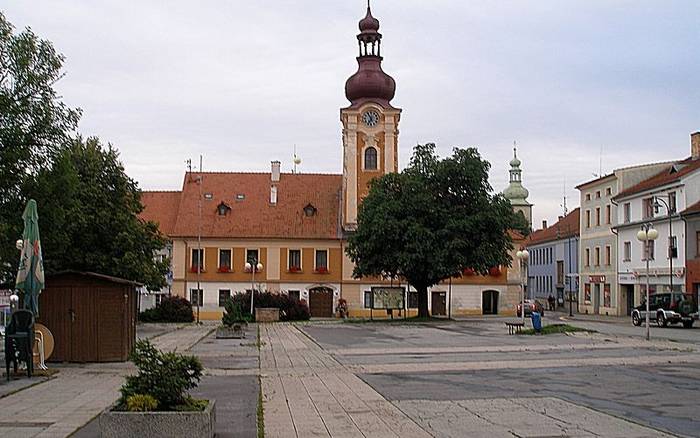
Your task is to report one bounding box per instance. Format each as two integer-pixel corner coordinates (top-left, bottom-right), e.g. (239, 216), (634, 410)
(623, 285), (634, 316)
(431, 291), (447, 316)
(308, 287), (333, 318)
(482, 290), (499, 315)
(593, 284), (601, 314)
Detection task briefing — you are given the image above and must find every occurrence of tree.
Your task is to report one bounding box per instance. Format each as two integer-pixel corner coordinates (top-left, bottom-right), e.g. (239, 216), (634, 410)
(27, 137), (169, 289)
(346, 143), (522, 318)
(0, 12), (81, 283)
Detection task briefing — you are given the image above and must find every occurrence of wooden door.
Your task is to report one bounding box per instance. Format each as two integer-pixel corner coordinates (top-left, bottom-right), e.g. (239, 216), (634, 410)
(39, 287), (72, 362)
(308, 288), (333, 317)
(431, 291), (446, 316)
(70, 288), (98, 362)
(98, 288), (126, 361)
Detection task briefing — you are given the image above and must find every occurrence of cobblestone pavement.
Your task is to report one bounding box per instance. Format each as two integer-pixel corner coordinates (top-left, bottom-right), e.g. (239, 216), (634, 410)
(0, 324), (212, 438)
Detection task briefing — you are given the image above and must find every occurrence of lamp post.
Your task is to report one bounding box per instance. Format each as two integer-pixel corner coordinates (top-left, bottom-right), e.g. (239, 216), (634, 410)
(516, 249), (530, 325)
(245, 259), (264, 317)
(637, 223), (658, 341)
(652, 196), (675, 293)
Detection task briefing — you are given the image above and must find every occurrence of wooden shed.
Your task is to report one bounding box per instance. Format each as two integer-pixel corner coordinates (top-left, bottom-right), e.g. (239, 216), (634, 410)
(38, 271), (140, 362)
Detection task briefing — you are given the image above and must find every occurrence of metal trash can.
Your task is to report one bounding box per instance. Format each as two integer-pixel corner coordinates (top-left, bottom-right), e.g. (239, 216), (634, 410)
(531, 311), (542, 333)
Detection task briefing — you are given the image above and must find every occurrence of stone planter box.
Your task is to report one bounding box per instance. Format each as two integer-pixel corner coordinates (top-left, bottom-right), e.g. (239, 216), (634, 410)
(99, 399), (216, 438)
(216, 322), (247, 339)
(255, 307), (280, 322)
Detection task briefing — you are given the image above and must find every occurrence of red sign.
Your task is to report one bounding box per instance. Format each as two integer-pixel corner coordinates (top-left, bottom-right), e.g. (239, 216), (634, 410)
(589, 275), (606, 283)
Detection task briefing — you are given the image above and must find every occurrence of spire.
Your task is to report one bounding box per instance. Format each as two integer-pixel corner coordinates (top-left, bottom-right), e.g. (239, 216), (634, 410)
(504, 141), (530, 205)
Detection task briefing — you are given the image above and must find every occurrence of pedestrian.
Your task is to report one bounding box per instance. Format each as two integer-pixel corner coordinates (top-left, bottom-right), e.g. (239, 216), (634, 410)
(548, 294), (555, 311)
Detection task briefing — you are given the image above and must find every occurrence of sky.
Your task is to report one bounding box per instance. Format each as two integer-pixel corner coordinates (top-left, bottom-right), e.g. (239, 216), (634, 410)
(4, 0), (699, 227)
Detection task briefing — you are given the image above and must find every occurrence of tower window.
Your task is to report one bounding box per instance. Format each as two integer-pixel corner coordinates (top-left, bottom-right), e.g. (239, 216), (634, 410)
(364, 147), (378, 170)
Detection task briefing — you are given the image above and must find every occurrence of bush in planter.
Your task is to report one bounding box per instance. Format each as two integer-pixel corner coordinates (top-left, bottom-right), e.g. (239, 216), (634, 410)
(119, 340), (204, 411)
(139, 296), (194, 323)
(229, 290), (310, 321)
(221, 299), (249, 327)
(126, 394), (158, 412)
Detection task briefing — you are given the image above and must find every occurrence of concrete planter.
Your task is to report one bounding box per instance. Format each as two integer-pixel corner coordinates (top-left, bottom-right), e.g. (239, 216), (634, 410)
(255, 307), (280, 322)
(216, 322), (247, 339)
(99, 399), (216, 438)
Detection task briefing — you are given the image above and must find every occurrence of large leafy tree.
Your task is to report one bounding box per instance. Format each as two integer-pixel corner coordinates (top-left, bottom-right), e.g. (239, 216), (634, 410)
(346, 143), (525, 318)
(27, 137), (169, 289)
(0, 12), (81, 283)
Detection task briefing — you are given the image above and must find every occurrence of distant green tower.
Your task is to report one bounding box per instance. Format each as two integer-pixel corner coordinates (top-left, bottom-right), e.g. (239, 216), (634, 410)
(503, 145), (532, 227)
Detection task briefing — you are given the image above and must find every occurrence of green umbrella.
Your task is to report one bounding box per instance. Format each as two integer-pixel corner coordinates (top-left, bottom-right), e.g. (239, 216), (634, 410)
(15, 199), (45, 316)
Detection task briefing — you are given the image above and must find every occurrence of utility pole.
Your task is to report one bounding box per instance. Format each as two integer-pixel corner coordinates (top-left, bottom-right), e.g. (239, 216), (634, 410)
(196, 155), (203, 325)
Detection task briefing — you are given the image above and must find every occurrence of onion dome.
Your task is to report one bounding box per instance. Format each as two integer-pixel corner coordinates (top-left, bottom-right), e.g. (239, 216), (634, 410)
(344, 2), (397, 108)
(503, 146), (531, 206)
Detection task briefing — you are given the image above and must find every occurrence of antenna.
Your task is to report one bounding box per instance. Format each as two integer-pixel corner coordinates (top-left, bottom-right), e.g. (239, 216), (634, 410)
(195, 154), (203, 325)
(599, 145), (603, 177)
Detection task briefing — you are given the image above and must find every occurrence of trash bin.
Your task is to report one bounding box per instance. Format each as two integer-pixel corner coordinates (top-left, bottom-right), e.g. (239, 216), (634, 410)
(531, 311), (542, 333)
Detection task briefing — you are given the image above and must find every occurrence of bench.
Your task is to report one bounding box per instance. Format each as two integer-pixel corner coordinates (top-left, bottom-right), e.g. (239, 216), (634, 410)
(505, 321), (525, 335)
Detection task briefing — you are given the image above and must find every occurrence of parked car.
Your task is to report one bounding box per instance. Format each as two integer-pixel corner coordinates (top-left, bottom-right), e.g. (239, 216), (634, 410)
(631, 292), (698, 328)
(517, 299), (545, 317)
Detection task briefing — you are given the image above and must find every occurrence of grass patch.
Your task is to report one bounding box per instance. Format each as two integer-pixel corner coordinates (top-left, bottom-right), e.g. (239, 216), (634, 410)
(519, 324), (596, 335)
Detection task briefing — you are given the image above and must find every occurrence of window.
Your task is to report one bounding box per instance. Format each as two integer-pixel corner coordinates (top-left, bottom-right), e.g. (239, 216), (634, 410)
(585, 248), (590, 267)
(697, 231), (700, 257)
(586, 210), (591, 228)
(605, 205), (611, 224)
(585, 193), (591, 201)
(288, 249), (302, 271)
(191, 248), (204, 271)
(643, 198), (654, 219)
(270, 186), (278, 204)
(364, 290), (373, 308)
(190, 289), (203, 306)
(643, 241), (655, 261)
(315, 249), (328, 271)
(606, 187), (612, 196)
(218, 249), (232, 272)
(246, 249), (259, 264)
(603, 284), (611, 307)
(557, 261), (564, 285)
(217, 201), (231, 216)
(623, 242), (631, 261)
(364, 147), (378, 170)
(668, 192), (677, 214)
(605, 245), (611, 266)
(623, 203), (631, 223)
(218, 289), (231, 307)
(669, 236), (678, 259)
(408, 291), (418, 308)
(303, 203), (317, 217)
(596, 191), (601, 199)
(595, 207), (601, 226)
(595, 247), (600, 266)
(288, 290), (300, 300)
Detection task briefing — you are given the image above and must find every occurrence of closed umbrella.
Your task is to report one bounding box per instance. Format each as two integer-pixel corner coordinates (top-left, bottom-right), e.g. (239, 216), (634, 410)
(15, 199), (45, 316)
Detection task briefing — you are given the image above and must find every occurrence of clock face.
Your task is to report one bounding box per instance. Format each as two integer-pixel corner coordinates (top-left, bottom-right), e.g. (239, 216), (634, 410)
(362, 110), (380, 127)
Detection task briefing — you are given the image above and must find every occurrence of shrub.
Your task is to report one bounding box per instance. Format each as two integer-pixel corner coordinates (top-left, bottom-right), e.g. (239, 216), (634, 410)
(139, 296), (194, 323)
(222, 299), (248, 327)
(229, 290), (310, 321)
(126, 394), (158, 412)
(119, 340), (204, 411)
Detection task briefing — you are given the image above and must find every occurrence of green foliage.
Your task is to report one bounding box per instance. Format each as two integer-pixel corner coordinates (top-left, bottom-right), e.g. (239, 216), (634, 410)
(519, 324), (595, 335)
(229, 290), (310, 321)
(0, 12), (81, 284)
(26, 137), (169, 289)
(120, 340), (203, 411)
(126, 394), (158, 412)
(139, 296), (194, 323)
(222, 299), (247, 327)
(346, 144), (523, 317)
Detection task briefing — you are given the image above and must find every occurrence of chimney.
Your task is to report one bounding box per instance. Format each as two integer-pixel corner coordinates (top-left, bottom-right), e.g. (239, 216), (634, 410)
(271, 161), (281, 182)
(542, 220), (548, 229)
(558, 216), (564, 221)
(692, 132), (700, 159)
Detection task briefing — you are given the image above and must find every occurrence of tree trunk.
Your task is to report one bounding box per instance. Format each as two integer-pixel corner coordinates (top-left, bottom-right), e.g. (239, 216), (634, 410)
(417, 284), (429, 318)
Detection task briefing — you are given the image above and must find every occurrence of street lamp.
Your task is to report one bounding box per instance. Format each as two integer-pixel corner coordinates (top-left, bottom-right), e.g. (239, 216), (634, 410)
(652, 196), (675, 294)
(516, 249), (529, 325)
(245, 260), (264, 317)
(637, 224), (658, 341)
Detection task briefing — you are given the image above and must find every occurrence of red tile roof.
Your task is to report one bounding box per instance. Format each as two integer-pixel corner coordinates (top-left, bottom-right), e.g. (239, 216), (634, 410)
(682, 200), (700, 216)
(140, 191), (181, 235)
(150, 172), (342, 239)
(526, 208), (580, 246)
(615, 157), (700, 199)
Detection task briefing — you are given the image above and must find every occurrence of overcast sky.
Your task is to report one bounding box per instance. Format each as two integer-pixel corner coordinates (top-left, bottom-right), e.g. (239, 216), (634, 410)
(4, 1), (699, 227)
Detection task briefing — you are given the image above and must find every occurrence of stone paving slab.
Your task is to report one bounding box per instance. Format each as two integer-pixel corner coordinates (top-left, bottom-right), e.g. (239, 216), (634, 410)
(397, 397), (675, 438)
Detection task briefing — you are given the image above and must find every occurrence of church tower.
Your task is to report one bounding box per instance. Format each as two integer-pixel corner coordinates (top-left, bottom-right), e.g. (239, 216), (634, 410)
(341, 2), (401, 231)
(503, 146), (533, 227)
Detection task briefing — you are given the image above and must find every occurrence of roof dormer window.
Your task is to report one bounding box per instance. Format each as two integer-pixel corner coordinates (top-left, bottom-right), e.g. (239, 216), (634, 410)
(303, 203), (317, 217)
(217, 201), (231, 216)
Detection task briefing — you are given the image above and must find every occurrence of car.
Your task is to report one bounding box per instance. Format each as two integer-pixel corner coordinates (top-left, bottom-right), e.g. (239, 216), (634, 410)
(631, 292), (698, 328)
(517, 299), (545, 317)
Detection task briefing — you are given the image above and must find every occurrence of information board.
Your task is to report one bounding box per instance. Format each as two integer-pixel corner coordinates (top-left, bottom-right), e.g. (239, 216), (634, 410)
(371, 286), (405, 310)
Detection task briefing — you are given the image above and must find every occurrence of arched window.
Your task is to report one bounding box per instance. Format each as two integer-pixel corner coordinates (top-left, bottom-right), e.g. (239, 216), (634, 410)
(364, 147), (378, 170)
